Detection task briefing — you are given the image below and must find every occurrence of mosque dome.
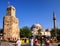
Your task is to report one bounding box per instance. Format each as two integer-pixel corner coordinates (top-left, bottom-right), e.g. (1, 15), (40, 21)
(31, 24), (42, 31)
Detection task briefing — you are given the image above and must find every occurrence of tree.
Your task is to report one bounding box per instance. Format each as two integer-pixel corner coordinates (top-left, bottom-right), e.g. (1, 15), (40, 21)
(56, 28), (60, 36)
(50, 29), (55, 37)
(20, 26), (32, 38)
(50, 28), (60, 37)
(0, 28), (3, 36)
(0, 28), (3, 33)
(38, 29), (41, 36)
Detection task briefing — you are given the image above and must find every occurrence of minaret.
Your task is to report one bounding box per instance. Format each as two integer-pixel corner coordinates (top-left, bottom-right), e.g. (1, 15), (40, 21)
(53, 12), (57, 37)
(3, 6), (20, 41)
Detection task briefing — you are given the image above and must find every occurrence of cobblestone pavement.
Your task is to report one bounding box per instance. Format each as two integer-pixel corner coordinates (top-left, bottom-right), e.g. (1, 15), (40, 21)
(0, 41), (60, 46)
(0, 41), (15, 46)
(49, 43), (58, 46)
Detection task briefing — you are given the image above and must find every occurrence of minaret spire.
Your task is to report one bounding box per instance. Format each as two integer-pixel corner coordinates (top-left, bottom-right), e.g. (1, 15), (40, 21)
(53, 11), (57, 37)
(53, 11), (56, 20)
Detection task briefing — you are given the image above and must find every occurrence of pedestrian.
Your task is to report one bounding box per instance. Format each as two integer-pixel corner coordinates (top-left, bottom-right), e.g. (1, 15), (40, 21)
(46, 39), (50, 46)
(58, 44), (60, 46)
(34, 38), (38, 46)
(16, 38), (21, 46)
(0, 37), (2, 45)
(44, 36), (47, 46)
(30, 36), (34, 46)
(40, 36), (42, 46)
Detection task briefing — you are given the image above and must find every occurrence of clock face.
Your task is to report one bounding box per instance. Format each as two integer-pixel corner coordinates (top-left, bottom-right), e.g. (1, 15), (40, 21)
(7, 11), (11, 15)
(7, 8), (11, 15)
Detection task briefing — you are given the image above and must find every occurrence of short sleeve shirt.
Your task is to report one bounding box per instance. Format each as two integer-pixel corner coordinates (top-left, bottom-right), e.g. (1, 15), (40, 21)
(16, 40), (21, 46)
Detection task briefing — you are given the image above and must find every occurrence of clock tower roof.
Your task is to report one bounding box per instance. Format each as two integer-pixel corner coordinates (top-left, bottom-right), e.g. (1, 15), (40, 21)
(7, 6), (15, 10)
(6, 6), (16, 17)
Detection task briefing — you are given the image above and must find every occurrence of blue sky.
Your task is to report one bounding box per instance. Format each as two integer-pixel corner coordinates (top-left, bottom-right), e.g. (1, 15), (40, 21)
(0, 0), (60, 29)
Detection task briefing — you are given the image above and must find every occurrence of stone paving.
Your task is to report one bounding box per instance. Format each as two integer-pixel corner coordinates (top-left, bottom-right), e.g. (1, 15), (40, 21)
(0, 41), (60, 46)
(0, 41), (15, 46)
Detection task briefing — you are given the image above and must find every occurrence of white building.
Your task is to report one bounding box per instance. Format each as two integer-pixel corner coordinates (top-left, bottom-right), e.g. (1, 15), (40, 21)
(31, 24), (42, 36)
(41, 29), (51, 36)
(31, 24), (51, 36)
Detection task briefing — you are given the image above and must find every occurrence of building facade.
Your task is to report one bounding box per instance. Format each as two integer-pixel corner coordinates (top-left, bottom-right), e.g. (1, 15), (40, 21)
(31, 24), (51, 37)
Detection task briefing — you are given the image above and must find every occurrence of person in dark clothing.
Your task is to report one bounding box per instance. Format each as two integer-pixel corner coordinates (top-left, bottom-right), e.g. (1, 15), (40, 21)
(40, 34), (42, 46)
(58, 44), (60, 46)
(44, 36), (47, 46)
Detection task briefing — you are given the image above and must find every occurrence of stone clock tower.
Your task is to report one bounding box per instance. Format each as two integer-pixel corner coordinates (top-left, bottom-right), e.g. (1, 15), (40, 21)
(3, 6), (20, 41)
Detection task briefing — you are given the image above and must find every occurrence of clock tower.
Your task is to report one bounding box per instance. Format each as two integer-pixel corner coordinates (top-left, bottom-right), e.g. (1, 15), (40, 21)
(6, 6), (16, 17)
(3, 6), (20, 41)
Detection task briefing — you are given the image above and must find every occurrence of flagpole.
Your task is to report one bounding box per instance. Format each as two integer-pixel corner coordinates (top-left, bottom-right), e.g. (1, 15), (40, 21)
(7, 2), (10, 6)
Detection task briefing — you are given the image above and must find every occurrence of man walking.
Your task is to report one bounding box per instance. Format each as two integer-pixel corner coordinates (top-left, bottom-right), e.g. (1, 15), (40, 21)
(16, 38), (21, 46)
(30, 36), (34, 46)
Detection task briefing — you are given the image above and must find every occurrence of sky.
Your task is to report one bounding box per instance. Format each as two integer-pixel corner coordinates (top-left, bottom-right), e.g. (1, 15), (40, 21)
(0, 0), (60, 29)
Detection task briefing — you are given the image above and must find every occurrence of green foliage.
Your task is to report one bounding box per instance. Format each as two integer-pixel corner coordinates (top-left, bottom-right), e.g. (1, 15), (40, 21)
(50, 29), (55, 37)
(38, 29), (41, 36)
(50, 28), (60, 37)
(56, 28), (60, 36)
(20, 26), (32, 38)
(0, 28), (3, 33)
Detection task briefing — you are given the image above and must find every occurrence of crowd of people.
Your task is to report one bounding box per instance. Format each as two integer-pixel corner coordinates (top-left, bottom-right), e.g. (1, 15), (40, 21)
(15, 36), (58, 46)
(30, 36), (51, 46)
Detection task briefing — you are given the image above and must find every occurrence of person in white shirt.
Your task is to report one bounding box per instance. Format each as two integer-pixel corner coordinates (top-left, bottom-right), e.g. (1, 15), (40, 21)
(30, 37), (34, 46)
(16, 38), (21, 46)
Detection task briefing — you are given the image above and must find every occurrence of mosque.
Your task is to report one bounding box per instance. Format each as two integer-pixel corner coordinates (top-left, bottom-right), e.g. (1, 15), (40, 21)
(31, 12), (57, 37)
(31, 23), (51, 37)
